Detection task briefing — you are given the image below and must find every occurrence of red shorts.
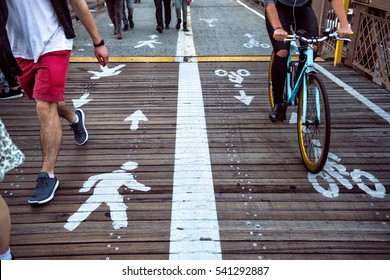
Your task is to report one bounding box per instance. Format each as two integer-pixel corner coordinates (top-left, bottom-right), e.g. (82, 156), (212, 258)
(16, 50), (71, 102)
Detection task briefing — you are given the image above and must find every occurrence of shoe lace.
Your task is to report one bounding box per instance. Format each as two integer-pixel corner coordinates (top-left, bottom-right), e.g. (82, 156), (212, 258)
(35, 176), (48, 193)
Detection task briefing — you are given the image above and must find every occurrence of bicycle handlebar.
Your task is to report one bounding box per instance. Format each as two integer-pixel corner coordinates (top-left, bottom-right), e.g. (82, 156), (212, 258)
(284, 32), (352, 43)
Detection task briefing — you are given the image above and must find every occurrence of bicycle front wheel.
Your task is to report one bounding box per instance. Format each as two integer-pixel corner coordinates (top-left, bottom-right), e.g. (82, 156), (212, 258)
(297, 73), (330, 174)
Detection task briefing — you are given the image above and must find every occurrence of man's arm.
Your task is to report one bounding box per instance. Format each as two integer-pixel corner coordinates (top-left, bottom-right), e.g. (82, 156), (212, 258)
(69, 0), (109, 66)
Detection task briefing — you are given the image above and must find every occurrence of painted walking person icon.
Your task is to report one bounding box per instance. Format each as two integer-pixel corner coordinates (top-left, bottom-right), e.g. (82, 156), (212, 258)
(64, 161), (150, 231)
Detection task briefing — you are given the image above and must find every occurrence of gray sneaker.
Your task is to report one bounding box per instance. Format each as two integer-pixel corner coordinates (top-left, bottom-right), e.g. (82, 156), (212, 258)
(69, 109), (88, 145)
(28, 172), (59, 204)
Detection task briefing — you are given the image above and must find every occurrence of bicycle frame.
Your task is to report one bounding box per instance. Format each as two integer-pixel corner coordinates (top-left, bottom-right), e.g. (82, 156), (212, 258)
(286, 42), (318, 124)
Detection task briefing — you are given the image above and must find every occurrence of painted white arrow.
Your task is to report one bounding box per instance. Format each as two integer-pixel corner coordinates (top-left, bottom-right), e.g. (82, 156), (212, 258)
(88, 64), (126, 80)
(234, 90), (254, 106)
(72, 92), (93, 109)
(124, 110), (148, 131)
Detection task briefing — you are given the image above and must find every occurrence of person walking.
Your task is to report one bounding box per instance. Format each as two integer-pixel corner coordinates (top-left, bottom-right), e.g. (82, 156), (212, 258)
(122, 0), (135, 31)
(0, 0), (23, 101)
(106, 0), (125, 39)
(174, 0), (191, 32)
(5, 0), (109, 205)
(1, 118), (25, 260)
(154, 0), (172, 33)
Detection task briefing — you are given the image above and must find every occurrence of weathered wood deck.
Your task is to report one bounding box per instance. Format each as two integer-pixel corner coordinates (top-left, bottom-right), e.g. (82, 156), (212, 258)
(1, 61), (389, 260)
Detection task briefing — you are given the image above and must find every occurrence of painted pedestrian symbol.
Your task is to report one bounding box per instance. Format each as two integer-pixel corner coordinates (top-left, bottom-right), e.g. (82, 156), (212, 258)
(135, 35), (162, 49)
(88, 64), (126, 80)
(199, 18), (218, 27)
(64, 161), (151, 231)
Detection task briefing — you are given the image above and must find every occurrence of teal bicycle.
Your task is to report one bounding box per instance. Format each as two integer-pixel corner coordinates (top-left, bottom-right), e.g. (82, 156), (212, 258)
(268, 29), (351, 173)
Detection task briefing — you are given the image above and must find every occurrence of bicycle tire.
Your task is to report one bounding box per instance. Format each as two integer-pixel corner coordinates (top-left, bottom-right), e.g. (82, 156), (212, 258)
(297, 73), (330, 174)
(268, 51), (276, 109)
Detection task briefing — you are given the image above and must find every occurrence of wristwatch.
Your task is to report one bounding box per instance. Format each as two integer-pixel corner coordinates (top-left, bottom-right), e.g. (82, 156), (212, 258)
(93, 39), (105, 47)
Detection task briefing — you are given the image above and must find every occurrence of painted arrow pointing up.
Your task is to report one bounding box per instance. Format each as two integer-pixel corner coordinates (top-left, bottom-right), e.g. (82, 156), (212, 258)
(124, 110), (148, 131)
(234, 90), (254, 106)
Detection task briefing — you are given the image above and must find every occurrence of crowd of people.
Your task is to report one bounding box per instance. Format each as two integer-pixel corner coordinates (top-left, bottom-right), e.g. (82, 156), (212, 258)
(0, 0), (351, 260)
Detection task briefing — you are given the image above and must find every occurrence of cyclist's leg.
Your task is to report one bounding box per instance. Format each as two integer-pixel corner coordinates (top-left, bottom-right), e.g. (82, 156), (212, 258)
(265, 3), (292, 121)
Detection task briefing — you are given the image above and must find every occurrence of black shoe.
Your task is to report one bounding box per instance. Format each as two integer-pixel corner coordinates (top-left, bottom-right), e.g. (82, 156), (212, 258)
(165, 24), (170, 29)
(156, 25), (163, 33)
(269, 103), (285, 122)
(183, 22), (189, 32)
(176, 18), (181, 30)
(130, 20), (134, 29)
(0, 87), (23, 100)
(123, 23), (129, 31)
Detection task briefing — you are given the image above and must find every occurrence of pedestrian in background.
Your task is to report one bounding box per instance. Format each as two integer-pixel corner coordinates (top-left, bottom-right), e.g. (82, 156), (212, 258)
(0, 0), (23, 101)
(122, 0), (135, 31)
(106, 0), (125, 39)
(175, 0), (191, 32)
(154, 0), (171, 33)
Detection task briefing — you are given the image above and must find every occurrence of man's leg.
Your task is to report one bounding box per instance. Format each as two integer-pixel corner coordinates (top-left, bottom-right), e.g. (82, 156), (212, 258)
(154, 0), (163, 32)
(36, 100), (62, 175)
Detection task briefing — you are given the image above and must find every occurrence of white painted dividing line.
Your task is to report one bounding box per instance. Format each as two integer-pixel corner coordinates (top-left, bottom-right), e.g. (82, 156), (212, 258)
(170, 7), (222, 260)
(169, 62), (222, 260)
(314, 63), (390, 125)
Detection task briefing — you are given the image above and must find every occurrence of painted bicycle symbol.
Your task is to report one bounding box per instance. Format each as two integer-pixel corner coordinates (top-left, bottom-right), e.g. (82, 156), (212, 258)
(215, 69), (251, 88)
(308, 140), (386, 199)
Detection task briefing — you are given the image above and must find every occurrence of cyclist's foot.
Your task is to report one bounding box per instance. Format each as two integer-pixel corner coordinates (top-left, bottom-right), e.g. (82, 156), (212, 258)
(269, 103), (285, 122)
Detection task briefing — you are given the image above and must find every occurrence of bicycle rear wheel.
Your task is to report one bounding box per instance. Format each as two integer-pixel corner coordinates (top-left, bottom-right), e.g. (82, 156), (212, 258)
(297, 73), (330, 173)
(268, 51), (288, 110)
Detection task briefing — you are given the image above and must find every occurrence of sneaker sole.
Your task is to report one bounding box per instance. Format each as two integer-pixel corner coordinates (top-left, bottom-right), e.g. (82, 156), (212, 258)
(75, 109), (88, 145)
(28, 180), (60, 204)
(0, 93), (23, 100)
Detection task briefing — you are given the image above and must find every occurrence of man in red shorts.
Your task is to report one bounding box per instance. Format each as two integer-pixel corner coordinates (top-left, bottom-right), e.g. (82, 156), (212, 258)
(5, 0), (109, 204)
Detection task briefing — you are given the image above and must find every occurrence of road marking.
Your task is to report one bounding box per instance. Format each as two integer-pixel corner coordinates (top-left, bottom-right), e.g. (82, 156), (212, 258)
(237, 0), (265, 20)
(314, 63), (390, 124)
(170, 7), (222, 260)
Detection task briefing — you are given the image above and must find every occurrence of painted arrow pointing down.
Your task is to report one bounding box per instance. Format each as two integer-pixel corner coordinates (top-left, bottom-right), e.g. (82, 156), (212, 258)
(234, 90), (254, 106)
(124, 109), (148, 131)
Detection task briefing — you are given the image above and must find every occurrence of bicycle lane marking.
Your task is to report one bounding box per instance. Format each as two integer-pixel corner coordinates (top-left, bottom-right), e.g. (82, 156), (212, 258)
(169, 7), (222, 260)
(314, 63), (390, 124)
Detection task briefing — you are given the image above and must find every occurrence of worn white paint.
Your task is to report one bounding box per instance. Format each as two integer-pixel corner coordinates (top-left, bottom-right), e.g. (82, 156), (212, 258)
(169, 62), (222, 260)
(72, 92), (93, 109)
(88, 64), (126, 80)
(64, 161), (150, 231)
(234, 90), (254, 105)
(124, 109), (148, 131)
(134, 35), (162, 49)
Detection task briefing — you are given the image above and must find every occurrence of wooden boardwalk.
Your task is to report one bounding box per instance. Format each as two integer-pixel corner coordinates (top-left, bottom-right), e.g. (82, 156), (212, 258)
(1, 61), (389, 260)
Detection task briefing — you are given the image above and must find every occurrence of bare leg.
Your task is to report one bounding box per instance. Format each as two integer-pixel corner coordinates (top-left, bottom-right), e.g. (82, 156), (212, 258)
(57, 101), (77, 123)
(0, 196), (11, 254)
(36, 100), (63, 174)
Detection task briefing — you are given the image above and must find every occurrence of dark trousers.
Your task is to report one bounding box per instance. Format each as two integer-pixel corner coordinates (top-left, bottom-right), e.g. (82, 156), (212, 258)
(154, 0), (171, 27)
(106, 0), (124, 34)
(265, 2), (318, 103)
